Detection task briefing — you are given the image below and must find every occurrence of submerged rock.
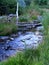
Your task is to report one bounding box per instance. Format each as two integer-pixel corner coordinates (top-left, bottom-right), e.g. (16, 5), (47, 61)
(0, 39), (6, 43)
(10, 34), (18, 38)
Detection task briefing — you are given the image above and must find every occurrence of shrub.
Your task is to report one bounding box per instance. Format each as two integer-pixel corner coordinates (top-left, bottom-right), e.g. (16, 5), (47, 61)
(19, 16), (29, 22)
(34, 0), (47, 5)
(31, 15), (37, 20)
(0, 22), (17, 36)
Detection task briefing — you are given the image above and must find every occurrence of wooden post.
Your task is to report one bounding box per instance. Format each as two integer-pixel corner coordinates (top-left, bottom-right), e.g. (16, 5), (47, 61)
(16, 2), (19, 24)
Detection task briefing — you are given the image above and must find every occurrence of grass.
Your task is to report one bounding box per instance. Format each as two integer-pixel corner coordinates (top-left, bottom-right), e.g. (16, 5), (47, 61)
(19, 15), (29, 22)
(0, 9), (49, 65)
(19, 14), (38, 22)
(39, 11), (49, 65)
(0, 14), (38, 36)
(0, 11), (49, 65)
(0, 48), (40, 65)
(0, 21), (17, 36)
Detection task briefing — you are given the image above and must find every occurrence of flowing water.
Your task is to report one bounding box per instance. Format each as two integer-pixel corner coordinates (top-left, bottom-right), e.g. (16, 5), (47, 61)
(0, 26), (43, 61)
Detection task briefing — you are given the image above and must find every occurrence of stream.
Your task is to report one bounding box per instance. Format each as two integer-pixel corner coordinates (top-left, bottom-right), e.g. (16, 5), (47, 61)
(0, 26), (43, 61)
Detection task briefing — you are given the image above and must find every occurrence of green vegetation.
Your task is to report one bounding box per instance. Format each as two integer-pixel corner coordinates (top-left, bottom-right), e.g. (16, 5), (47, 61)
(19, 15), (29, 22)
(0, 11), (49, 65)
(34, 0), (48, 5)
(0, 22), (17, 36)
(0, 0), (49, 15)
(0, 49), (40, 65)
(0, 0), (49, 65)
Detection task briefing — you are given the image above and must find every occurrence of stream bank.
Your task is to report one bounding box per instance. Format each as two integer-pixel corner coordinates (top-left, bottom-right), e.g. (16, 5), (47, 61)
(0, 26), (43, 61)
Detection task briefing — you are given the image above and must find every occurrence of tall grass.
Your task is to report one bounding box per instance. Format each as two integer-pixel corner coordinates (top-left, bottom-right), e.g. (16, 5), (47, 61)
(39, 11), (49, 65)
(0, 48), (40, 65)
(0, 22), (17, 36)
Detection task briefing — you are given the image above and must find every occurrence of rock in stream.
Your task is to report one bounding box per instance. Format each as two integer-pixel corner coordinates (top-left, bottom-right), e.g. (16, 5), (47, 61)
(0, 31), (43, 61)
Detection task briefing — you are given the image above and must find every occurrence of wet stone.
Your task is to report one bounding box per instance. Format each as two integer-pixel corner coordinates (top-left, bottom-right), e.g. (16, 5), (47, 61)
(0, 36), (9, 40)
(0, 39), (6, 43)
(10, 34), (18, 38)
(4, 45), (12, 50)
